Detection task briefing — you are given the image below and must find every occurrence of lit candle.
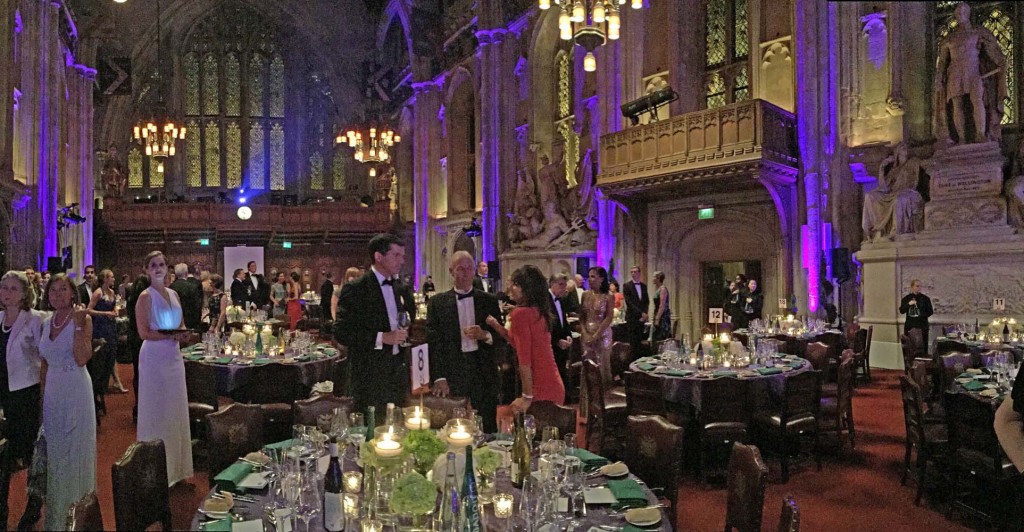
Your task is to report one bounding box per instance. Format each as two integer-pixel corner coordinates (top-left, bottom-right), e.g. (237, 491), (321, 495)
(343, 494), (359, 519)
(723, 359), (731, 368)
(361, 519), (383, 532)
(720, 333), (731, 344)
(374, 428), (403, 457)
(689, 356), (698, 366)
(494, 493), (514, 518)
(405, 407), (430, 430)
(703, 334), (714, 342)
(343, 471), (362, 494)
(447, 423), (473, 448)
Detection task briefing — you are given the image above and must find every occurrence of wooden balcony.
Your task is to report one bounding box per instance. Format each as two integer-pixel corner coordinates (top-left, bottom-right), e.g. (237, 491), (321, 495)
(597, 99), (799, 199)
(100, 201), (393, 245)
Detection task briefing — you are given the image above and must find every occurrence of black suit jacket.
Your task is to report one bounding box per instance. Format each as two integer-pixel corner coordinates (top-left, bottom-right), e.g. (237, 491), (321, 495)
(245, 273), (269, 308)
(170, 278), (203, 329)
(623, 280), (649, 322)
(549, 292), (572, 366)
(229, 278), (248, 307)
(78, 282), (93, 306)
(472, 275), (496, 294)
(563, 288), (581, 316)
(425, 289), (504, 389)
(899, 293), (933, 329)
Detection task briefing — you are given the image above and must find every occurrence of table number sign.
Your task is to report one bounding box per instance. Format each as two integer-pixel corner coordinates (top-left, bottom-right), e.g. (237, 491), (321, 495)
(994, 298), (1006, 311)
(411, 344), (430, 390)
(778, 298), (788, 309)
(708, 308), (724, 324)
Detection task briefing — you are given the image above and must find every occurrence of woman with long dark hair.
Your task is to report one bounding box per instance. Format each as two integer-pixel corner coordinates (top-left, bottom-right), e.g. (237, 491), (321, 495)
(486, 265), (564, 411)
(286, 271), (303, 331)
(581, 267), (616, 385)
(87, 269), (121, 417)
(651, 271), (672, 342)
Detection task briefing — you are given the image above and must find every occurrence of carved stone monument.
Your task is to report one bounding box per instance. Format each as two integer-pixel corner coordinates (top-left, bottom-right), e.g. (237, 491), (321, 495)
(922, 142), (1007, 231)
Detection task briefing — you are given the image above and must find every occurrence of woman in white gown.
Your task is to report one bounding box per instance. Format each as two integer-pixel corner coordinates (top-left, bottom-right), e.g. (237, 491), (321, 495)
(38, 275), (95, 531)
(136, 251), (193, 485)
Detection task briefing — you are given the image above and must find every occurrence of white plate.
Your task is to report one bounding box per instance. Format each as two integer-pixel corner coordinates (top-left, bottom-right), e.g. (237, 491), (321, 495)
(980, 389), (999, 397)
(488, 440), (513, 450)
(598, 462), (629, 478)
(583, 487), (617, 504)
(625, 507), (662, 527)
(237, 472), (268, 490)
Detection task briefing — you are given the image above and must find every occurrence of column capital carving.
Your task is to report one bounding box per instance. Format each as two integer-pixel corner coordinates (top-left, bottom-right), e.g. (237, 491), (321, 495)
(412, 79), (444, 94)
(475, 28), (509, 46)
(74, 64), (97, 79)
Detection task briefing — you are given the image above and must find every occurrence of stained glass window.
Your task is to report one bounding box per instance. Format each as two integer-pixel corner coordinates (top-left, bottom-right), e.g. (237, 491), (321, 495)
(186, 120), (201, 187)
(249, 123), (265, 190)
(128, 148), (143, 188)
(310, 153), (324, 190)
(706, 72), (726, 109)
(734, 66), (749, 102)
(226, 121), (242, 188)
(705, 0), (749, 109)
(249, 54), (265, 116)
(270, 123), (285, 190)
(269, 54), (284, 118)
(225, 52), (240, 116)
(706, 0), (727, 67)
(184, 53), (200, 115)
(204, 121), (221, 187)
(202, 53), (219, 115)
(734, 0), (748, 59)
(332, 151), (346, 191)
(149, 157), (163, 187)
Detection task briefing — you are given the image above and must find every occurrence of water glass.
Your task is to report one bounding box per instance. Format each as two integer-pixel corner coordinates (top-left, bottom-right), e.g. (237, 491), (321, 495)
(523, 415), (537, 444)
(562, 456), (585, 527)
(541, 426), (560, 443)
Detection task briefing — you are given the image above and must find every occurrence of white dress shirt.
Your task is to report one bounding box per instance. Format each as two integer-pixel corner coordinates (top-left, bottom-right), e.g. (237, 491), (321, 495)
(371, 266), (400, 354)
(455, 289), (479, 353)
(634, 283), (642, 300)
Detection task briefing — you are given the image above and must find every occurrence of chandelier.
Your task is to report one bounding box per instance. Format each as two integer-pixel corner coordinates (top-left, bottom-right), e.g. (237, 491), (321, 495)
(336, 125), (400, 164)
(131, 0), (182, 173)
(539, 0), (647, 72)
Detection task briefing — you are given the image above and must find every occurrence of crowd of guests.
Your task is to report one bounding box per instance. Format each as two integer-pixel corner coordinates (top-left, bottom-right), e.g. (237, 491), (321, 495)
(723, 274), (764, 329)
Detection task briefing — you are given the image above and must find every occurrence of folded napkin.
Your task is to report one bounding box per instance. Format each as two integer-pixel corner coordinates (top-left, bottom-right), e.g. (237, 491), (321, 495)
(252, 358), (273, 365)
(184, 354), (204, 361)
(712, 369), (738, 377)
(663, 369), (693, 377)
(211, 357), (234, 365)
(957, 372), (975, 379)
(624, 525), (657, 532)
(213, 462), (252, 492)
(265, 438), (302, 451)
(199, 519), (231, 532)
(607, 479), (648, 508)
(571, 448), (610, 469)
(962, 380), (986, 392)
(756, 367), (783, 376)
(311, 381), (334, 395)
(636, 363), (657, 371)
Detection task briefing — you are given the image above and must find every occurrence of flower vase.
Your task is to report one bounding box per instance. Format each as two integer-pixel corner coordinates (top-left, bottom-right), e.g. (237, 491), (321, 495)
(476, 470), (495, 503)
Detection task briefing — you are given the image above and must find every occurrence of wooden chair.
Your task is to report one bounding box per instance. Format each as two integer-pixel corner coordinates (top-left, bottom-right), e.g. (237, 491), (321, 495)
(934, 338), (970, 358)
(206, 403), (265, 478)
(624, 371), (671, 419)
(697, 378), (750, 483)
(610, 341), (633, 382)
(526, 400), (577, 441)
(185, 361), (219, 437)
(66, 491), (103, 531)
(111, 440), (172, 531)
(851, 326), (872, 383)
(819, 354), (855, 450)
(803, 342), (830, 373)
(293, 394), (355, 427)
(329, 348), (350, 396)
(938, 352), (974, 393)
(752, 370), (822, 483)
(776, 495), (800, 532)
(898, 376), (948, 506)
(405, 395), (472, 429)
(230, 363), (306, 442)
(906, 328), (926, 358)
(944, 391), (1017, 523)
(723, 442), (769, 532)
(622, 415), (683, 510)
(583, 359), (626, 458)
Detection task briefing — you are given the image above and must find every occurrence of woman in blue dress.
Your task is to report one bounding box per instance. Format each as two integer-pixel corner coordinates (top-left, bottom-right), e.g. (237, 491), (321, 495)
(87, 269), (121, 417)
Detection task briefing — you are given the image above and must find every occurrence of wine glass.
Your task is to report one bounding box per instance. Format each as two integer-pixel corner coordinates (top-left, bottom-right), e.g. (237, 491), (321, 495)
(562, 456), (585, 530)
(523, 414), (537, 445)
(295, 475), (320, 532)
(398, 311), (411, 347)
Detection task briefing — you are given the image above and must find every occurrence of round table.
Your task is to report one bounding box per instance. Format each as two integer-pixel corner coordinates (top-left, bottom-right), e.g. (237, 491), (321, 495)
(628, 355), (813, 413)
(181, 345), (341, 396)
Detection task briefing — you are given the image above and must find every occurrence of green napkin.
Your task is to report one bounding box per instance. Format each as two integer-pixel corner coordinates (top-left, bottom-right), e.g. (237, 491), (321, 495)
(570, 448), (609, 469)
(663, 369), (693, 377)
(962, 380), (986, 392)
(184, 354), (204, 361)
(213, 462), (252, 492)
(265, 438), (302, 451)
(607, 478), (649, 507)
(212, 357), (234, 365)
(624, 525), (658, 532)
(957, 372), (975, 379)
(712, 370), (738, 377)
(253, 358), (273, 365)
(199, 519), (231, 531)
(757, 367), (783, 375)
(637, 363), (657, 371)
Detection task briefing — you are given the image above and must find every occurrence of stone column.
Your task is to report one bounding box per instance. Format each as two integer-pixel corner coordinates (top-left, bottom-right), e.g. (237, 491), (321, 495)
(411, 80), (443, 286)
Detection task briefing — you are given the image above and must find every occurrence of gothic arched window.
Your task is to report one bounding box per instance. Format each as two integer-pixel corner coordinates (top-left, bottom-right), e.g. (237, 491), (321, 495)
(934, 1), (1017, 125)
(704, 0), (749, 109)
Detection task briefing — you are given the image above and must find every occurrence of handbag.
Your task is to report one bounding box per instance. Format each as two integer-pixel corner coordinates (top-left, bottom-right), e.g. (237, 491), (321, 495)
(26, 428), (46, 499)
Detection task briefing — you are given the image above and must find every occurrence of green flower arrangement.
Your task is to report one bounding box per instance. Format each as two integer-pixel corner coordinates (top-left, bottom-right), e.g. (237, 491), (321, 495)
(228, 331), (247, 348)
(402, 429), (446, 475)
(473, 446), (501, 475)
(226, 305), (245, 322)
(389, 472), (437, 515)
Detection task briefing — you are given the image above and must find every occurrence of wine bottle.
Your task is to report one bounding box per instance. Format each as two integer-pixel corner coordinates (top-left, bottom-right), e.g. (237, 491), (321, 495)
(255, 330), (263, 355)
(1003, 322), (1010, 343)
(323, 439), (345, 532)
(366, 405), (376, 434)
(438, 452), (460, 532)
(460, 445), (481, 532)
(510, 412), (530, 488)
(385, 403), (396, 427)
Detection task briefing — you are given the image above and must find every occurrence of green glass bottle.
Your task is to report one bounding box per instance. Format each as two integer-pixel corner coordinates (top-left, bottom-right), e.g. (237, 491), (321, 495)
(460, 445), (481, 532)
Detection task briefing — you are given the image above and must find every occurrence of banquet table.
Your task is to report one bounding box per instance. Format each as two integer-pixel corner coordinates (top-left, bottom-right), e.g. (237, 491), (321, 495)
(181, 344), (341, 396)
(935, 337), (1023, 363)
(732, 329), (845, 358)
(628, 355), (813, 413)
(190, 445), (673, 531)
(948, 369), (1009, 411)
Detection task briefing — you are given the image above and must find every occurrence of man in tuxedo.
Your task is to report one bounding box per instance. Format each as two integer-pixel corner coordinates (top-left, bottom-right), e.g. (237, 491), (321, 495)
(548, 273), (573, 402)
(245, 261), (269, 309)
(622, 266), (649, 358)
(472, 260), (496, 293)
(229, 268), (248, 307)
(334, 234), (410, 415)
(427, 251), (504, 433)
(170, 263), (203, 330)
(77, 264), (96, 305)
(562, 273), (585, 316)
(319, 271), (335, 322)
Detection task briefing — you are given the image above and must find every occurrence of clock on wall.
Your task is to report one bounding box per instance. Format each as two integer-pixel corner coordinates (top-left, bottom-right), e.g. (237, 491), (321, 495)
(236, 206), (252, 220)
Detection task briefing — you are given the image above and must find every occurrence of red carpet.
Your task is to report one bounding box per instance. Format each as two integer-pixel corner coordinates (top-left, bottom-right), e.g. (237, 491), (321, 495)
(5, 368), (969, 530)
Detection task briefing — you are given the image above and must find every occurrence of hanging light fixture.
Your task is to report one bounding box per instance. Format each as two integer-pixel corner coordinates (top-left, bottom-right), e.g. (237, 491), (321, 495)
(131, 0), (182, 173)
(540, 0), (649, 71)
(334, 124), (400, 164)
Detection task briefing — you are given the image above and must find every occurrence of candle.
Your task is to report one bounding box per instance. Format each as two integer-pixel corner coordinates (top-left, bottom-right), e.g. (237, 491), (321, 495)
(343, 494), (359, 519)
(703, 334), (714, 342)
(723, 359), (731, 368)
(361, 519), (383, 532)
(374, 428), (403, 457)
(719, 333), (731, 344)
(343, 471), (362, 494)
(447, 423), (473, 448)
(689, 356), (698, 366)
(404, 407), (430, 430)
(494, 493), (514, 518)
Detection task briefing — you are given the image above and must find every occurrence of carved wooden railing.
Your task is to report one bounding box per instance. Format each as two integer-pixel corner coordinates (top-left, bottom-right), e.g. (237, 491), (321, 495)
(597, 99), (798, 193)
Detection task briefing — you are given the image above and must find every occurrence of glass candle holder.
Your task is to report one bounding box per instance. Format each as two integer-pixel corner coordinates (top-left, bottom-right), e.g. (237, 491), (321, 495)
(361, 519), (383, 532)
(404, 406), (432, 431)
(494, 493), (514, 519)
(343, 471), (362, 494)
(343, 494), (359, 520)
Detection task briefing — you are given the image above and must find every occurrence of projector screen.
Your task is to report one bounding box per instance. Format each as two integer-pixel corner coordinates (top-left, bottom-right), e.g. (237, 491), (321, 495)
(223, 246), (265, 288)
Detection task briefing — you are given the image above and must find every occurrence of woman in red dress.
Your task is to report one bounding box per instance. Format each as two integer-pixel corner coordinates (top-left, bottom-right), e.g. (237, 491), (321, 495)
(286, 271), (302, 331)
(486, 265), (565, 412)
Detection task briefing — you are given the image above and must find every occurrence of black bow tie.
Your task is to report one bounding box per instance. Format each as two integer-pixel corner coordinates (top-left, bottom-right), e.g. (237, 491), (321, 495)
(381, 278), (395, 286)
(456, 290), (474, 300)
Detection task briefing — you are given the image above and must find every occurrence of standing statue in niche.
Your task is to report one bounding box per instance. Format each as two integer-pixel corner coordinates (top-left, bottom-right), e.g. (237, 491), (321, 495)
(862, 143), (925, 241)
(933, 2), (1007, 146)
(1006, 137), (1024, 228)
(101, 144), (127, 197)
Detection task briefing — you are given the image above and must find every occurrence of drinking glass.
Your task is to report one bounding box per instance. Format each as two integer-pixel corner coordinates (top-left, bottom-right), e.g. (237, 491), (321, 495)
(518, 475), (541, 532)
(541, 426), (560, 444)
(562, 456), (585, 529)
(398, 311), (412, 347)
(523, 415), (537, 445)
(296, 476), (320, 532)
(563, 433), (576, 457)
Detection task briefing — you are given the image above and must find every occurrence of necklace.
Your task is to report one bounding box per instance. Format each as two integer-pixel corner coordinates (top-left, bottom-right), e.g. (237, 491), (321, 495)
(52, 310), (73, 330)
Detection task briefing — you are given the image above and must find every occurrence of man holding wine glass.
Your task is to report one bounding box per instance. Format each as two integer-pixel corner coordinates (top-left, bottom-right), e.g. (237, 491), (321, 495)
(899, 279), (934, 349)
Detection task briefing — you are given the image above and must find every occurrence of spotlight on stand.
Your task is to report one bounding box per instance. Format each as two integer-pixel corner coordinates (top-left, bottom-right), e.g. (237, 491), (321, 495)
(464, 217), (483, 238)
(621, 86), (678, 126)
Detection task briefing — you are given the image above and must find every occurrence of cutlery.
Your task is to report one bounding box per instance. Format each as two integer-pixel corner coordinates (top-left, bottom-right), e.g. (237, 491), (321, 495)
(607, 503), (666, 516)
(218, 491), (257, 502)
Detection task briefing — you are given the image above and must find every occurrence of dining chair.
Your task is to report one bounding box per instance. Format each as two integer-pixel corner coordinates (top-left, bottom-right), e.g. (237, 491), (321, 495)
(65, 491), (103, 531)
(206, 403), (265, 479)
(405, 395), (472, 429)
(939, 352), (974, 392)
(329, 348), (350, 397)
(624, 370), (670, 419)
(752, 370), (822, 483)
(935, 338), (970, 358)
(583, 359), (626, 458)
(623, 415), (683, 510)
(851, 326), (872, 383)
(111, 440), (172, 531)
(819, 354), (855, 450)
(776, 495), (801, 532)
(293, 394), (355, 426)
(526, 400), (577, 441)
(803, 342), (830, 373)
(609, 341), (632, 395)
(230, 363), (306, 442)
(906, 328), (926, 358)
(898, 376), (948, 506)
(185, 361), (219, 438)
(697, 377), (750, 483)
(723, 442), (769, 532)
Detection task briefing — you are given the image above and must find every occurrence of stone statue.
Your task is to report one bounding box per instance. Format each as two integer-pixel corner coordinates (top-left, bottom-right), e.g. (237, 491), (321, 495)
(862, 143), (925, 241)
(933, 2), (1007, 146)
(1007, 137), (1024, 228)
(518, 201), (571, 250)
(575, 149), (599, 231)
(537, 152), (569, 214)
(101, 145), (126, 197)
(508, 169), (542, 243)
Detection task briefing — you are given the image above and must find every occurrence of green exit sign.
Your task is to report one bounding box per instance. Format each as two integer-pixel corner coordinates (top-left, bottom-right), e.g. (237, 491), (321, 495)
(282, 241), (292, 249)
(199, 238), (210, 246)
(698, 207), (715, 220)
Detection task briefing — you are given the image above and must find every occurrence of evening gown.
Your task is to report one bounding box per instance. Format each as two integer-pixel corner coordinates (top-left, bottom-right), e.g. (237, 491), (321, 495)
(39, 315), (96, 531)
(652, 286), (672, 342)
(508, 307), (565, 405)
(89, 292), (118, 408)
(582, 292), (614, 386)
(137, 287), (193, 485)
